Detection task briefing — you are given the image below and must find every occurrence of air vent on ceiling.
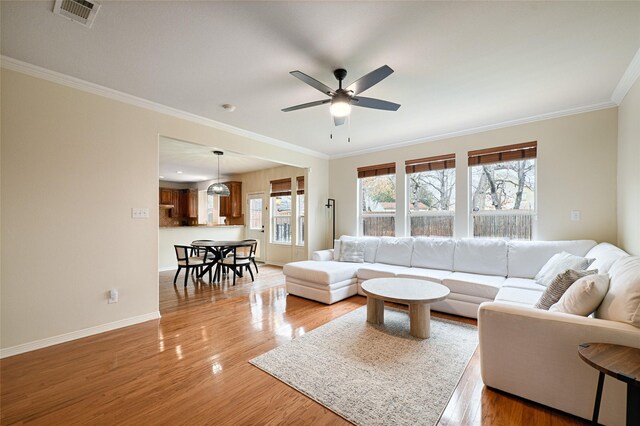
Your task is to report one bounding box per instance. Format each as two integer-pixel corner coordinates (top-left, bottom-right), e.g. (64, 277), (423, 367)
(53, 0), (101, 28)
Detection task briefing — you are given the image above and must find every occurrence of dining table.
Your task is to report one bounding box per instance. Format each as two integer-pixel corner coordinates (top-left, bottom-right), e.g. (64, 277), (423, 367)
(191, 240), (248, 283)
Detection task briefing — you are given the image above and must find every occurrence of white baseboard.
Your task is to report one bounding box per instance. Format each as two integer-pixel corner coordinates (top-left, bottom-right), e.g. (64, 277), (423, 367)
(265, 261), (285, 267)
(159, 266), (177, 272)
(0, 311), (161, 359)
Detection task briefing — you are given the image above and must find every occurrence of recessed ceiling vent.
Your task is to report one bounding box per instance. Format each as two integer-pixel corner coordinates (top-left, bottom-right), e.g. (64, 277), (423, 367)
(53, 0), (101, 28)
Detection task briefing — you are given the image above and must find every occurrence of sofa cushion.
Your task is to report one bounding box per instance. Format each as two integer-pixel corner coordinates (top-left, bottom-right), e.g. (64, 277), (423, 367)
(357, 263), (411, 280)
(442, 272), (505, 300)
(502, 277), (545, 292)
(534, 252), (594, 287)
(338, 236), (380, 263)
(508, 240), (597, 279)
(397, 268), (453, 283)
(534, 269), (596, 310)
(495, 286), (544, 306)
(283, 260), (359, 285)
(585, 242), (628, 274)
(596, 256), (640, 327)
(550, 274), (609, 316)
(339, 240), (365, 263)
(453, 239), (508, 277)
(374, 237), (414, 267)
(410, 237), (455, 270)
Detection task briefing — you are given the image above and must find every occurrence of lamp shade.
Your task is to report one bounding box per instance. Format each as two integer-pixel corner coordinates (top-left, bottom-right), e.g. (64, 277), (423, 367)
(207, 182), (230, 197)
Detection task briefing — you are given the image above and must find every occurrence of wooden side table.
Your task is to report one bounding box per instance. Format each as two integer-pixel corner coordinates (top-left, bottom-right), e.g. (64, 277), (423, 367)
(578, 343), (640, 426)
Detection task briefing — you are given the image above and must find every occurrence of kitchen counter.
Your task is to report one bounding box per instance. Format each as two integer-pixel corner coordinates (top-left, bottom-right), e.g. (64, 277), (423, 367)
(159, 225), (245, 270)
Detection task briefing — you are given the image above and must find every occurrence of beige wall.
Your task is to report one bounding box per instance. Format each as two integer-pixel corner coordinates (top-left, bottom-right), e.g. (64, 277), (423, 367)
(617, 77), (640, 255)
(234, 165), (308, 265)
(0, 69), (329, 352)
(329, 108), (619, 244)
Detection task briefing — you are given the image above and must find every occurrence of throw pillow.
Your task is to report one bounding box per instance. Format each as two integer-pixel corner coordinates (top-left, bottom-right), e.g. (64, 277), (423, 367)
(549, 274), (609, 316)
(534, 252), (594, 287)
(534, 269), (597, 310)
(596, 256), (640, 328)
(339, 240), (365, 263)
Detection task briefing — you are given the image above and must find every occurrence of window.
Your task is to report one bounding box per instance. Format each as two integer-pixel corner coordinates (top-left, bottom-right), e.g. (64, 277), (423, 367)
(406, 154), (456, 237)
(270, 178), (292, 244)
(248, 197), (263, 230)
(469, 141), (537, 240)
(296, 176), (305, 245)
(357, 162), (396, 236)
(197, 190), (222, 225)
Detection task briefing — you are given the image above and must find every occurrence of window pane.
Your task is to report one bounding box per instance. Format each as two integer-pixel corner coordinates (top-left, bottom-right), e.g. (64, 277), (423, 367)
(360, 174), (395, 236)
(408, 169), (455, 237)
(297, 194), (305, 245)
(470, 158), (536, 240)
(271, 195), (291, 243)
(249, 198), (263, 230)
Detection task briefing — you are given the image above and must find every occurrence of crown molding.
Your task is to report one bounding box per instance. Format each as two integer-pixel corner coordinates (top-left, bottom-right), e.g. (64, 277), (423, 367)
(0, 55), (329, 160)
(329, 101), (617, 159)
(611, 46), (640, 105)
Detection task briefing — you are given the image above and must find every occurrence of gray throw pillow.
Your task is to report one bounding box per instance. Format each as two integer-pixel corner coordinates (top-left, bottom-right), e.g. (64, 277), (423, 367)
(534, 269), (597, 310)
(534, 252), (595, 287)
(339, 240), (365, 263)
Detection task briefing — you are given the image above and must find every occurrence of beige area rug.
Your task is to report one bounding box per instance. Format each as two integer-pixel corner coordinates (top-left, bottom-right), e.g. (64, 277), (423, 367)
(250, 306), (478, 426)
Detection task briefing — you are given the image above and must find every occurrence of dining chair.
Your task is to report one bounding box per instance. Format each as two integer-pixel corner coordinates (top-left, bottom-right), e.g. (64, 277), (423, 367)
(220, 242), (256, 286)
(242, 239), (259, 274)
(173, 245), (213, 287)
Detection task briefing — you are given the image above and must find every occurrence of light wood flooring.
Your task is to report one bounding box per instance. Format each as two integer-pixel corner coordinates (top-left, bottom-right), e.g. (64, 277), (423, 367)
(1, 265), (588, 425)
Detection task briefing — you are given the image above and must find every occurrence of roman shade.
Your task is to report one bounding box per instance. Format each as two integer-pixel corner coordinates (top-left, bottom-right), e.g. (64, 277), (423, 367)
(297, 176), (304, 195)
(357, 162), (396, 178)
(270, 178), (292, 197)
(405, 154), (455, 174)
(468, 141), (537, 166)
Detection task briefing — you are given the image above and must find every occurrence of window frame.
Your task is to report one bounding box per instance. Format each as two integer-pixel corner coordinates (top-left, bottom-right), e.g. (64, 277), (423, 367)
(357, 163), (397, 237)
(269, 178), (292, 245)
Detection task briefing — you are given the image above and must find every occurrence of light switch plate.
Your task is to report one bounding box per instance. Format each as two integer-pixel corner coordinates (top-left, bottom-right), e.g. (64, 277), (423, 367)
(132, 208), (149, 219)
(570, 210), (581, 221)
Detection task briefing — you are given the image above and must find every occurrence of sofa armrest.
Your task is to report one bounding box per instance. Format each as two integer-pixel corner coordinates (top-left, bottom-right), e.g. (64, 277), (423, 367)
(478, 302), (640, 425)
(311, 249), (334, 261)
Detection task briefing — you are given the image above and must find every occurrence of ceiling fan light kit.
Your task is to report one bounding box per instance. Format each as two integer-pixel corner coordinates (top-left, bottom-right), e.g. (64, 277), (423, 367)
(282, 65), (400, 126)
(207, 150), (230, 197)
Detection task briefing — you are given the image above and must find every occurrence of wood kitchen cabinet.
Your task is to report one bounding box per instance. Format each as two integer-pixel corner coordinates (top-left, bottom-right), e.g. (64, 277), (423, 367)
(159, 188), (173, 205)
(171, 190), (182, 217)
(219, 181), (242, 218)
(187, 190), (198, 218)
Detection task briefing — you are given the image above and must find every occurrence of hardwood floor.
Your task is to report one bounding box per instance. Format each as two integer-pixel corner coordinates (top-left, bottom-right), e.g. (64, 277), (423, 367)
(1, 266), (587, 425)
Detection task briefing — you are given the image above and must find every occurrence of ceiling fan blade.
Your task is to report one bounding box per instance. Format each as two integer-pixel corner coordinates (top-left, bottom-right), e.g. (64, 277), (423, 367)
(333, 115), (346, 126)
(282, 99), (331, 112)
(352, 96), (401, 111)
(346, 65), (394, 95)
(290, 71), (336, 96)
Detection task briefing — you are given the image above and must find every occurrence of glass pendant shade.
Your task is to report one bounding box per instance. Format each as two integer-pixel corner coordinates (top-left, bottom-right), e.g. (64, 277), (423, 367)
(207, 182), (230, 196)
(208, 150), (230, 197)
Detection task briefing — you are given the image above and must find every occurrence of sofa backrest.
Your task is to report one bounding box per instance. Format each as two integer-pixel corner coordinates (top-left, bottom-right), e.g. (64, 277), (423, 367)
(375, 237), (414, 267)
(507, 240), (597, 278)
(453, 239), (508, 276)
(410, 237), (456, 270)
(585, 242), (628, 274)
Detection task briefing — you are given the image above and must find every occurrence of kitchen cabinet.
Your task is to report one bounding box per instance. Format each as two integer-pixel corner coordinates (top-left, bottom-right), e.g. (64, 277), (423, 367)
(171, 190), (182, 217)
(187, 190), (198, 218)
(219, 181), (242, 218)
(159, 188), (173, 205)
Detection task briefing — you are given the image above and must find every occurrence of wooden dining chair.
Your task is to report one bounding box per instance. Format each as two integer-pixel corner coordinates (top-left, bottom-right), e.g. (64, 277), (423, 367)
(173, 245), (213, 287)
(242, 239), (259, 274)
(220, 242), (256, 286)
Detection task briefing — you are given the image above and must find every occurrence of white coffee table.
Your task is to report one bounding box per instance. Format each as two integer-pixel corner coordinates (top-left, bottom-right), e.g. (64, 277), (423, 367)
(361, 278), (450, 339)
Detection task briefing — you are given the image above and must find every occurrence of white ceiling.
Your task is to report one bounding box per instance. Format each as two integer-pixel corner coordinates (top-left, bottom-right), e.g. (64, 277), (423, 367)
(2, 1), (639, 158)
(159, 137), (282, 183)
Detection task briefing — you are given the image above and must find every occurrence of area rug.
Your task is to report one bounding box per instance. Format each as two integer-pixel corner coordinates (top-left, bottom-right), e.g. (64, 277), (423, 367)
(250, 306), (478, 426)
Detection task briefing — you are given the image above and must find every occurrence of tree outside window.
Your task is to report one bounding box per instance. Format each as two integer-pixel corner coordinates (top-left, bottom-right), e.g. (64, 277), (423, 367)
(359, 173), (396, 236)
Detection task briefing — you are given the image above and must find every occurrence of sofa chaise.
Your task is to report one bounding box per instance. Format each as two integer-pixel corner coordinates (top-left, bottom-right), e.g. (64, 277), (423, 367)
(283, 236), (640, 425)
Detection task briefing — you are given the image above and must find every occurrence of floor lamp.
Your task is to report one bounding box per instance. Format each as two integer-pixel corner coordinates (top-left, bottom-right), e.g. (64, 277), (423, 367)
(325, 198), (336, 248)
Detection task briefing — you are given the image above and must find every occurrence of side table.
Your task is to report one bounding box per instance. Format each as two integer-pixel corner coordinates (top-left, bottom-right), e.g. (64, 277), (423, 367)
(578, 342), (640, 426)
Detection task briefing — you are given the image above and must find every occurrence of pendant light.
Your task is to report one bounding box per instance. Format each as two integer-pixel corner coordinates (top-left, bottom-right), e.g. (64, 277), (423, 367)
(207, 151), (230, 197)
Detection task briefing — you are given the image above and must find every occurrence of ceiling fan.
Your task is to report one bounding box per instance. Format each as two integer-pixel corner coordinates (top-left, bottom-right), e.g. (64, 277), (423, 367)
(282, 65), (401, 126)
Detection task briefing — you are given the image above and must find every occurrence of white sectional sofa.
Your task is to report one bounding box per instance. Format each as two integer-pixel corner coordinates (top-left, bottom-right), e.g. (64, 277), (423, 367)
(283, 236), (640, 425)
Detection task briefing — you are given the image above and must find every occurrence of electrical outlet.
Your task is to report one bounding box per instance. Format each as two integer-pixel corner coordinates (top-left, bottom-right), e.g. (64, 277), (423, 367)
(131, 208), (149, 219)
(570, 210), (581, 221)
(108, 288), (118, 304)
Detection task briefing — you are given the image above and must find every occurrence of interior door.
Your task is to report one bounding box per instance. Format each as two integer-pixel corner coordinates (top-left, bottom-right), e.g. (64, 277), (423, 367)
(246, 192), (266, 261)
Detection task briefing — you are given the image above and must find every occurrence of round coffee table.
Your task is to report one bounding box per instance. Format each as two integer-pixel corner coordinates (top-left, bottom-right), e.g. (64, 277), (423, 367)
(361, 278), (450, 339)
